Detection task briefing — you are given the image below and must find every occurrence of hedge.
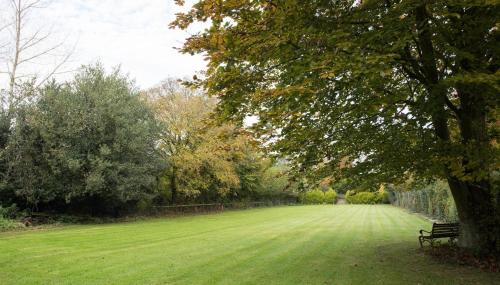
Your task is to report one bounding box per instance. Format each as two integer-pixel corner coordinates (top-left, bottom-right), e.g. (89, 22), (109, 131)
(324, 189), (337, 204)
(300, 188), (337, 204)
(392, 180), (458, 222)
(345, 190), (388, 204)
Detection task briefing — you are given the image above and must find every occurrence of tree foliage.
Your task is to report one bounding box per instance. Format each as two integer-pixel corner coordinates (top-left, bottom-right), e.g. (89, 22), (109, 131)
(173, 0), (500, 253)
(4, 65), (163, 214)
(144, 80), (296, 204)
(0, 69), (298, 217)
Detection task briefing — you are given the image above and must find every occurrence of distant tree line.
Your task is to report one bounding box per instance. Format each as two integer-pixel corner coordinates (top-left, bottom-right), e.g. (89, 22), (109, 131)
(0, 65), (298, 217)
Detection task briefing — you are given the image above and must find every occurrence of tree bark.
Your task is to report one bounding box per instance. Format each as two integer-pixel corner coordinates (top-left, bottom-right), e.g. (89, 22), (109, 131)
(8, 0), (22, 110)
(450, 85), (498, 253)
(414, 4), (498, 254)
(447, 177), (497, 253)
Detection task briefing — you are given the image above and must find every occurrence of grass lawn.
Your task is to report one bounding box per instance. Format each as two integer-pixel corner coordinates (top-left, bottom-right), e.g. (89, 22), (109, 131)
(0, 205), (497, 284)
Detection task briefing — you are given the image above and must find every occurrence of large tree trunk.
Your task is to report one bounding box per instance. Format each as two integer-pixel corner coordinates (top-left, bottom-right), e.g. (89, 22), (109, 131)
(447, 178), (498, 253)
(449, 85), (499, 254)
(414, 4), (499, 255)
(428, 84), (498, 255)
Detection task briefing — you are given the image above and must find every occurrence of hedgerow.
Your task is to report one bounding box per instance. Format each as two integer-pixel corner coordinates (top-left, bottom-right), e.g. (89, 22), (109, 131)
(299, 188), (338, 204)
(392, 180), (458, 222)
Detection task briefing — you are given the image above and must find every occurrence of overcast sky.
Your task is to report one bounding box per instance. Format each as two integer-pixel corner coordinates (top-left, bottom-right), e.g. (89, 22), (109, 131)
(1, 0), (206, 89)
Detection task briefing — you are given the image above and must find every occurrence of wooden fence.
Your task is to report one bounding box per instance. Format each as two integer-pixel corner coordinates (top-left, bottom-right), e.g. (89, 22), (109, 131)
(153, 200), (297, 215)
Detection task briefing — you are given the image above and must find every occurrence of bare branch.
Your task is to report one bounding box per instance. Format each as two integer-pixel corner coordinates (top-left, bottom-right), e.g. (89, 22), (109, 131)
(1, 0), (76, 105)
(0, 20), (14, 33)
(19, 28), (50, 52)
(17, 41), (64, 65)
(36, 42), (77, 87)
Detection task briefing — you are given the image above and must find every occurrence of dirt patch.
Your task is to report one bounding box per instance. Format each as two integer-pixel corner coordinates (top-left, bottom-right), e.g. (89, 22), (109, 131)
(424, 244), (499, 273)
(336, 198), (347, 205)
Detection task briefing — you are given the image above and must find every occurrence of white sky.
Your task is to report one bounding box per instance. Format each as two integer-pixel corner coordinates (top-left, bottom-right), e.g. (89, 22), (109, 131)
(0, 0), (206, 89)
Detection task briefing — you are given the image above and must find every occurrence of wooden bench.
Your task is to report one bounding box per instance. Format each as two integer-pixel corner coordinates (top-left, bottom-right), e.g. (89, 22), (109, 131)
(419, 222), (460, 247)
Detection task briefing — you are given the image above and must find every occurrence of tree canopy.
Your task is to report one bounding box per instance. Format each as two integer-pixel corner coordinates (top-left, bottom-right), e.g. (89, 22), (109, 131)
(0, 66), (299, 217)
(172, 0), (499, 253)
(4, 65), (163, 214)
(144, 79), (297, 204)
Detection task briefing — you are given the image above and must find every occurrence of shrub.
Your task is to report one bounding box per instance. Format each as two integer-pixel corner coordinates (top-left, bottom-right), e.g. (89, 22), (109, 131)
(356, 192), (377, 204)
(377, 185), (390, 204)
(0, 204), (21, 219)
(298, 192), (306, 203)
(346, 191), (380, 204)
(0, 216), (25, 232)
(136, 198), (154, 214)
(324, 189), (337, 204)
(303, 189), (325, 204)
(345, 190), (354, 203)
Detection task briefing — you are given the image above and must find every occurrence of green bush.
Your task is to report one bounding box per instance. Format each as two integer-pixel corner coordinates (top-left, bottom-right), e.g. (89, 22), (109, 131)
(345, 190), (354, 198)
(136, 198), (154, 214)
(0, 204), (26, 231)
(0, 204), (21, 219)
(0, 216), (25, 232)
(377, 185), (390, 204)
(345, 190), (353, 203)
(303, 189), (325, 204)
(324, 189), (337, 204)
(355, 192), (377, 204)
(346, 191), (380, 204)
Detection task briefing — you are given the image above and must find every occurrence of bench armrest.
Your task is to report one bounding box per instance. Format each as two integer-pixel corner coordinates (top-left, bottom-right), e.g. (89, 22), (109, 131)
(419, 229), (431, 235)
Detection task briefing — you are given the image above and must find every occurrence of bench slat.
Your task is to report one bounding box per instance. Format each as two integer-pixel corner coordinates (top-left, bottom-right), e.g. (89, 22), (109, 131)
(433, 228), (459, 230)
(431, 235), (458, 237)
(432, 227), (459, 229)
(433, 228), (458, 231)
(433, 227), (459, 229)
(430, 223), (459, 237)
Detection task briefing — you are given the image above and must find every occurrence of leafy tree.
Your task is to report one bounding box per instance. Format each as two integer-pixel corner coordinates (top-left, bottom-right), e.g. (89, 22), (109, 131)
(3, 104), (50, 211)
(259, 160), (300, 201)
(145, 80), (221, 203)
(173, 1), (500, 253)
(5, 64), (163, 214)
(206, 125), (262, 201)
(0, 106), (11, 202)
(174, 124), (243, 202)
(145, 80), (264, 204)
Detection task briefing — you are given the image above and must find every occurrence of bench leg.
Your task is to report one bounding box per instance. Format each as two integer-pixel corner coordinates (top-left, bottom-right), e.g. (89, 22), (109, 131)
(448, 237), (458, 246)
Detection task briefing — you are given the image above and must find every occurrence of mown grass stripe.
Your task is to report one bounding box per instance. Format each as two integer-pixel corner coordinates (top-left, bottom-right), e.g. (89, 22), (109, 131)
(0, 205), (496, 285)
